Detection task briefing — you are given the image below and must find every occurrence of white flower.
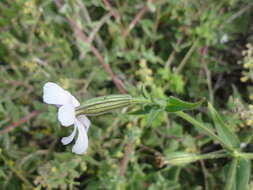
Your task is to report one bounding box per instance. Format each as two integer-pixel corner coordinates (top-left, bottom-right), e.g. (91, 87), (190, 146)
(43, 82), (90, 154)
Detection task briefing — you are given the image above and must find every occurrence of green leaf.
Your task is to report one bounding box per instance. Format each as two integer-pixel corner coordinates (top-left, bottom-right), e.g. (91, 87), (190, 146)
(208, 103), (240, 149)
(224, 157), (251, 190)
(166, 96), (204, 112)
(141, 85), (150, 99)
(147, 108), (162, 125)
(236, 158), (251, 190)
(225, 158), (238, 190)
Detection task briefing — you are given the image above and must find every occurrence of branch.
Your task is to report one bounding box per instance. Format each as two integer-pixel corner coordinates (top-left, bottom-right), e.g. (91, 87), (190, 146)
(0, 110), (40, 135)
(165, 34), (184, 68)
(54, 0), (125, 94)
(119, 140), (132, 176)
(102, 0), (120, 20)
(175, 38), (199, 74)
(122, 4), (148, 38)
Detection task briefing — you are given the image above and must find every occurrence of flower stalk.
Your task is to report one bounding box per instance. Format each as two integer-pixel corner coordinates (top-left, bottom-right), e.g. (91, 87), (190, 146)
(175, 111), (234, 152)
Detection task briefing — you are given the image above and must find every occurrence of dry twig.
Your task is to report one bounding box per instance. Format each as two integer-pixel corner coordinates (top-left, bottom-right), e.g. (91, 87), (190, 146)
(54, 0), (125, 94)
(102, 0), (120, 21)
(0, 110), (40, 135)
(119, 140), (132, 176)
(122, 4), (149, 37)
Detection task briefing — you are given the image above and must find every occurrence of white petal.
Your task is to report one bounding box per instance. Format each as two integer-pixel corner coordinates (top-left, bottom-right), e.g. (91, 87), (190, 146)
(43, 82), (71, 105)
(77, 115), (90, 131)
(65, 91), (80, 107)
(72, 120), (88, 154)
(58, 104), (76, 126)
(43, 82), (80, 106)
(61, 124), (77, 145)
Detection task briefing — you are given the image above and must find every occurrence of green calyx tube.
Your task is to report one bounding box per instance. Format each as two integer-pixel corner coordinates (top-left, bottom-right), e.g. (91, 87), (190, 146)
(75, 95), (150, 116)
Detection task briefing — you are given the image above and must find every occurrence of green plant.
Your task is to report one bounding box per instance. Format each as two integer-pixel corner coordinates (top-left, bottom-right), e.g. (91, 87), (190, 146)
(1, 0), (253, 189)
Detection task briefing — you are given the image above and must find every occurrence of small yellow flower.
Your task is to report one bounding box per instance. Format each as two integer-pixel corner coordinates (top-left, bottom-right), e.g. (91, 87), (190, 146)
(145, 76), (154, 83)
(127, 123), (133, 129)
(51, 167), (57, 173)
(116, 152), (123, 158)
(246, 119), (253, 126)
(248, 105), (253, 110)
(59, 78), (70, 89)
(8, 160), (14, 167)
(22, 61), (37, 72)
(239, 123), (244, 128)
(240, 76), (248, 82)
(140, 59), (147, 68)
(146, 69), (153, 75)
(243, 63), (251, 68)
(81, 164), (87, 171)
(136, 138), (141, 145)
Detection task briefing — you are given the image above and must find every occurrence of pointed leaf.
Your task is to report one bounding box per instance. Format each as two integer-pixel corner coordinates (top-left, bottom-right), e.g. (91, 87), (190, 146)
(208, 103), (240, 149)
(141, 85), (150, 99)
(225, 158), (238, 190)
(166, 96), (204, 112)
(236, 158), (251, 190)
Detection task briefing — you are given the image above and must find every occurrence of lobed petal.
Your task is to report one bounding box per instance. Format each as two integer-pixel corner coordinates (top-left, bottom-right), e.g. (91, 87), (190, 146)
(72, 119), (88, 154)
(58, 104), (76, 126)
(61, 124), (77, 145)
(77, 115), (90, 131)
(43, 82), (80, 106)
(65, 91), (80, 107)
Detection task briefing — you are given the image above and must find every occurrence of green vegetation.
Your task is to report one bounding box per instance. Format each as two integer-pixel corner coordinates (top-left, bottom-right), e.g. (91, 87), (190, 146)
(1, 0), (253, 189)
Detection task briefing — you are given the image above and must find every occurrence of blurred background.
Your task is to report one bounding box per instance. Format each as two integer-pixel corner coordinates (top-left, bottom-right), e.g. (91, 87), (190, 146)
(0, 0), (253, 189)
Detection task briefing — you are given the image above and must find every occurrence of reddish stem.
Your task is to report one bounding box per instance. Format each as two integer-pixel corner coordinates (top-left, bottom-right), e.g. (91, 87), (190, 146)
(122, 5), (148, 37)
(119, 140), (132, 176)
(102, 0), (120, 20)
(54, 0), (125, 94)
(0, 110), (40, 135)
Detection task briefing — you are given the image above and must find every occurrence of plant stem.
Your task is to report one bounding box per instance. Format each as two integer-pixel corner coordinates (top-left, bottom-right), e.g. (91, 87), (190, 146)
(175, 111), (233, 152)
(175, 38), (199, 73)
(200, 151), (228, 160)
(238, 152), (253, 159)
(131, 98), (152, 104)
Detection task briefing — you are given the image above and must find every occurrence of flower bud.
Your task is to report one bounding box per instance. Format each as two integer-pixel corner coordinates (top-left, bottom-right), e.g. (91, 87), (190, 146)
(165, 152), (201, 166)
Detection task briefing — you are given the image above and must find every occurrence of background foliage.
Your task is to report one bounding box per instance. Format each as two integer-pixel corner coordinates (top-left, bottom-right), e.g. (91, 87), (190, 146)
(0, 0), (253, 189)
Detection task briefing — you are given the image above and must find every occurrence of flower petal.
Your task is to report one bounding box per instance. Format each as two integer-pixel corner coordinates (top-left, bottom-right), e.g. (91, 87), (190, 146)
(58, 104), (76, 126)
(77, 115), (90, 131)
(43, 82), (71, 105)
(65, 91), (80, 107)
(72, 120), (88, 154)
(43, 82), (80, 106)
(61, 124), (77, 145)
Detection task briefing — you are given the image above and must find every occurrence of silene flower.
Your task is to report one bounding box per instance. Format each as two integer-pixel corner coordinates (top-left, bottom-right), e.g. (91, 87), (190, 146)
(43, 82), (90, 154)
(43, 82), (148, 155)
